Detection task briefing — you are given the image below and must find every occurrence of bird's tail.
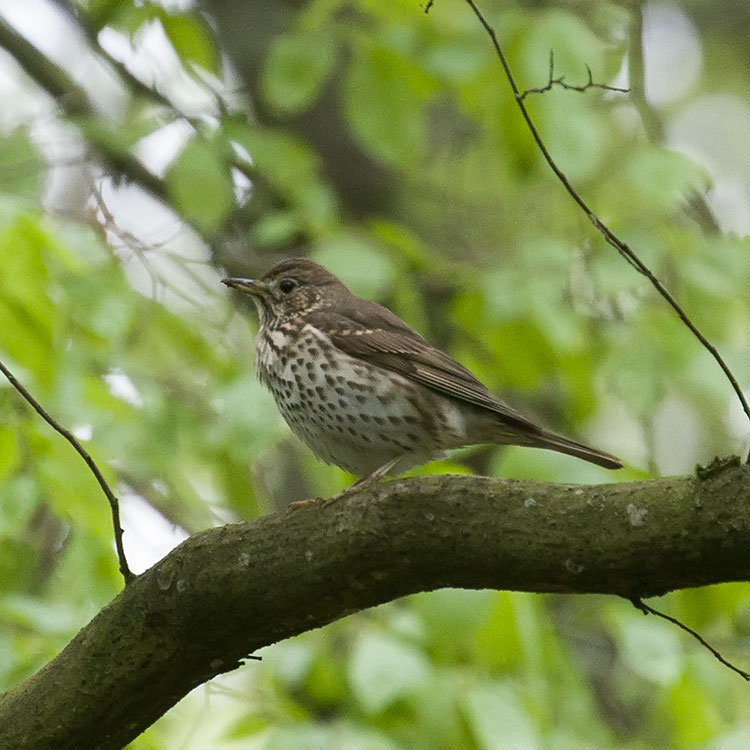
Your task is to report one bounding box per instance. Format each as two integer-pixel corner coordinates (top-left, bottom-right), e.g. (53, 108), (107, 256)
(529, 429), (623, 470)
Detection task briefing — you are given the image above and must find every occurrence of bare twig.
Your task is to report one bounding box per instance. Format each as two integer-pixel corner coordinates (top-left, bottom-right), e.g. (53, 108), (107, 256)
(0, 359), (133, 583)
(88, 178), (217, 306)
(631, 598), (750, 681)
(519, 51), (629, 100)
(452, 0), (750, 425)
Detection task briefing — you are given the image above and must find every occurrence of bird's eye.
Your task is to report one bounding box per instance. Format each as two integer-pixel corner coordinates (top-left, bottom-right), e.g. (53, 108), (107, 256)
(279, 278), (297, 294)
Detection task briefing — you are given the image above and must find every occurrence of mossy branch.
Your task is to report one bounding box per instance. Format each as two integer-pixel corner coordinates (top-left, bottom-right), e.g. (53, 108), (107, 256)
(1, 463), (749, 749)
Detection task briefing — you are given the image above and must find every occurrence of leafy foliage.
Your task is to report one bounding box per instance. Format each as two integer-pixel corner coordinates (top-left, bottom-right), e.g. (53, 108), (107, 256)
(0, 0), (749, 747)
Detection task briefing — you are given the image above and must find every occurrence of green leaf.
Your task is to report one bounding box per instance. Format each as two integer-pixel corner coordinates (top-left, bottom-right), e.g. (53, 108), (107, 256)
(473, 591), (524, 671)
(0, 539), (35, 593)
(224, 123), (339, 233)
(311, 234), (395, 299)
(262, 32), (337, 116)
(0, 130), (43, 201)
(617, 613), (683, 685)
(348, 630), (432, 714)
(0, 427), (19, 482)
(463, 682), (541, 750)
(106, 4), (154, 39)
(160, 13), (220, 74)
(0, 213), (56, 383)
(165, 137), (234, 233)
(82, 0), (127, 31)
(343, 45), (435, 165)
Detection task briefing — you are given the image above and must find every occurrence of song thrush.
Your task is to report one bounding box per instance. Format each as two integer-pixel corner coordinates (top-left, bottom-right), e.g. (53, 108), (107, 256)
(223, 258), (622, 503)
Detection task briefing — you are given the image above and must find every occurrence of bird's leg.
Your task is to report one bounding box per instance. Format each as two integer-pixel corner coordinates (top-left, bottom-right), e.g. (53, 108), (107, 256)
(286, 496), (324, 512)
(322, 456), (401, 507)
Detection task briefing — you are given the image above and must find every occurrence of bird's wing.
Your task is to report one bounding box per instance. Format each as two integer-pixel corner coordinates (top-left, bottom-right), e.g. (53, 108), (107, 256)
(306, 305), (541, 433)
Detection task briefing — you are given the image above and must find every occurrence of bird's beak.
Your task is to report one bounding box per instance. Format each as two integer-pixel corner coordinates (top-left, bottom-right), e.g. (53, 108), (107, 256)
(221, 277), (269, 297)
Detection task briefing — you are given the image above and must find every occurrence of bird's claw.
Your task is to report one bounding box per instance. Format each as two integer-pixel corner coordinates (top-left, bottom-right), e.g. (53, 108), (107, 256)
(286, 496), (324, 512)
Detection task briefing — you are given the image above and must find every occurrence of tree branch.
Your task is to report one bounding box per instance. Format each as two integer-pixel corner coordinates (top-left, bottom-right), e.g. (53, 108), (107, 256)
(0, 15), (168, 202)
(0, 358), (133, 583)
(2, 464), (749, 749)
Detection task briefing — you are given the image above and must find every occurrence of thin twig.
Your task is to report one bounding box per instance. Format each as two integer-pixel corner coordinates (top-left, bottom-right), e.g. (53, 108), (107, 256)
(631, 598), (750, 681)
(0, 359), (133, 583)
(519, 51), (629, 100)
(454, 0), (750, 425)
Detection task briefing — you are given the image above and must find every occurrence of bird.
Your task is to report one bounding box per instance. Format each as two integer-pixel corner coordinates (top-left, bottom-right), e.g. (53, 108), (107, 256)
(222, 258), (622, 505)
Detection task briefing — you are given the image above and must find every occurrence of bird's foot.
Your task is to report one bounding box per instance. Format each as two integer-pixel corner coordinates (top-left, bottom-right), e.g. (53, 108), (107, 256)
(286, 496), (324, 512)
(321, 485), (359, 507)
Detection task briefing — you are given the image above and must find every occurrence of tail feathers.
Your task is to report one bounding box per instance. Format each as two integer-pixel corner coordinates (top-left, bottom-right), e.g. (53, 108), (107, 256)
(533, 430), (623, 470)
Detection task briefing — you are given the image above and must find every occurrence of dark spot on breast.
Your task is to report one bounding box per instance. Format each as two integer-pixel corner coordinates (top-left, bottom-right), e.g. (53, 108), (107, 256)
(336, 375), (345, 384)
(406, 433), (419, 443)
(403, 415), (419, 424)
(373, 416), (385, 426)
(296, 357), (304, 366)
(338, 398), (348, 408)
(347, 414), (357, 423)
(355, 395), (366, 404)
(378, 393), (393, 406)
(348, 427), (358, 437)
(308, 348), (319, 357)
(335, 387), (345, 396)
(320, 362), (330, 371)
(360, 414), (370, 422)
(388, 416), (401, 425)
(315, 386), (326, 398)
(325, 374), (336, 386)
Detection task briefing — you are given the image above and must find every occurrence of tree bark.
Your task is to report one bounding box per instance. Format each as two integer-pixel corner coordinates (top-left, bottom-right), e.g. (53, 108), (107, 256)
(1, 461), (749, 749)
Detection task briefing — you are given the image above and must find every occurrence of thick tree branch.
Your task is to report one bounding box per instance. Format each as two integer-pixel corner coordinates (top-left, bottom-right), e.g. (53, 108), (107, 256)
(2, 463), (749, 749)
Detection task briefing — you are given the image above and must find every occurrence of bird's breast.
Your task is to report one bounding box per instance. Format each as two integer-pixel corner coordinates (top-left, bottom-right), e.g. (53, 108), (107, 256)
(254, 324), (468, 476)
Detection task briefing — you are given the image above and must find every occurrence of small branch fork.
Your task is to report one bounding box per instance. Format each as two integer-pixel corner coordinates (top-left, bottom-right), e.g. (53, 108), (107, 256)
(0, 359), (133, 583)
(519, 51), (629, 100)
(423, 0), (750, 427)
(631, 598), (750, 681)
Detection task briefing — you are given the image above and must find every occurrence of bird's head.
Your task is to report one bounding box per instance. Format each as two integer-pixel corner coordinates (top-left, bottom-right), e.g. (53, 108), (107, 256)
(222, 258), (346, 324)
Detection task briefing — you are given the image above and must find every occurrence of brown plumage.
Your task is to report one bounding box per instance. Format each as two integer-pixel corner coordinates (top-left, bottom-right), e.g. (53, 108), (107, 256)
(223, 258), (622, 502)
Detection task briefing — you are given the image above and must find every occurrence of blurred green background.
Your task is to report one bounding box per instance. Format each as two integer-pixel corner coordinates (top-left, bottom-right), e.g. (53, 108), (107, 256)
(0, 0), (749, 747)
